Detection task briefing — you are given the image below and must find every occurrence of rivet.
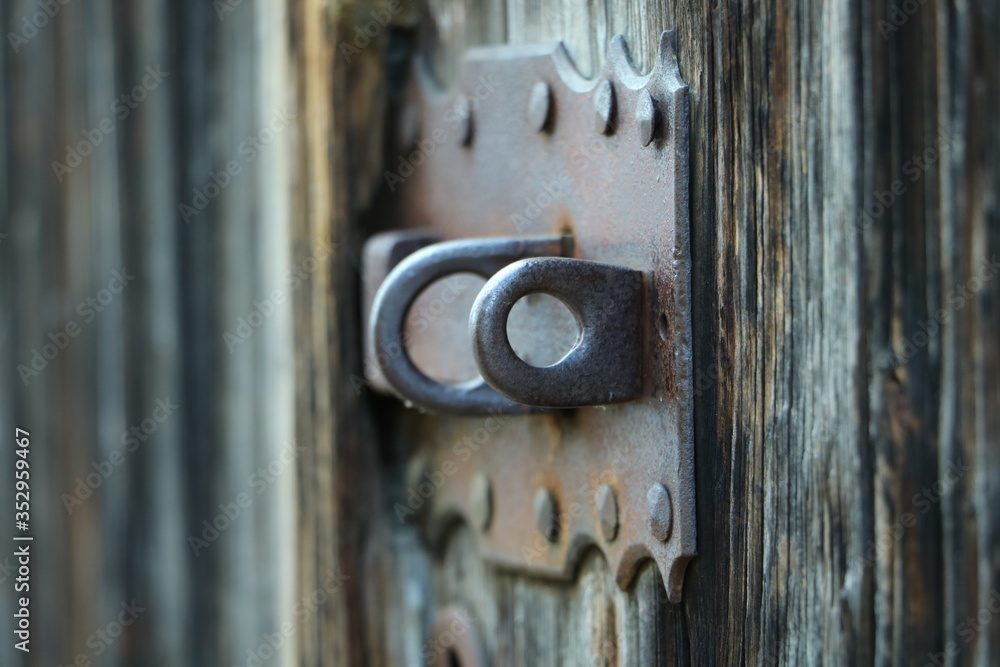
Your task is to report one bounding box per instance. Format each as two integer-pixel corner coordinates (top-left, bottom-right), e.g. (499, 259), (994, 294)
(455, 96), (473, 146)
(469, 471), (492, 530)
(647, 483), (673, 541)
(594, 80), (615, 135)
(636, 90), (658, 147)
(595, 484), (619, 541)
(533, 487), (559, 541)
(528, 81), (552, 132)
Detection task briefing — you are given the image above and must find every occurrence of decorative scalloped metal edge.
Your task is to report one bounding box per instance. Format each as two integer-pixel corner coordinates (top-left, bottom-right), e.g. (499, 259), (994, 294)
(388, 31), (695, 603)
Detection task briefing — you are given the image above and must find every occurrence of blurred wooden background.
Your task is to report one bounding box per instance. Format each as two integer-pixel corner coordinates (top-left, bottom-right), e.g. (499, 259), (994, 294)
(1, 0), (296, 664)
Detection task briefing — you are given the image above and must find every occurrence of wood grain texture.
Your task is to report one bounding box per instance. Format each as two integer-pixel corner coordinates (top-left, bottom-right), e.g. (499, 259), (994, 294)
(3, 0), (993, 664)
(3, 0), (296, 664)
(290, 0), (396, 664)
(301, 0), (1000, 665)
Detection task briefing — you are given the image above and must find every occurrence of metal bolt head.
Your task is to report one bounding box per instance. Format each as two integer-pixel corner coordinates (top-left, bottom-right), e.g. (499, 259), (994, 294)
(636, 90), (658, 146)
(469, 471), (492, 530)
(528, 81), (552, 132)
(455, 96), (473, 146)
(594, 80), (615, 135)
(533, 487), (559, 541)
(595, 484), (619, 541)
(647, 483), (673, 541)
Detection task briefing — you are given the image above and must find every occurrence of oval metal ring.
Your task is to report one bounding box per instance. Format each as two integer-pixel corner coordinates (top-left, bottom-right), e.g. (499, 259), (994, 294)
(470, 257), (644, 408)
(368, 236), (568, 415)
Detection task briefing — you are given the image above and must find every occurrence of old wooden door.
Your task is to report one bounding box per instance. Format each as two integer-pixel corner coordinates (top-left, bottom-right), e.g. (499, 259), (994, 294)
(4, 0), (996, 664)
(294, 0), (1000, 665)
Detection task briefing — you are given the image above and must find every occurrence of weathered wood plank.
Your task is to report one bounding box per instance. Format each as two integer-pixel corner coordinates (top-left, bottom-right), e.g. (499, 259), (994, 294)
(3, 0), (297, 664)
(301, 0), (1000, 665)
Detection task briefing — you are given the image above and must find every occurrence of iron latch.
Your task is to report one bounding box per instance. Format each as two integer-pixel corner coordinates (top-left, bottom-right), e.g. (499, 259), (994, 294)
(361, 32), (695, 602)
(367, 234), (644, 413)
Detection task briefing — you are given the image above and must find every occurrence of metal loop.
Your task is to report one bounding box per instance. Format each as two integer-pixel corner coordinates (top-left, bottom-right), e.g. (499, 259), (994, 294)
(368, 236), (567, 415)
(470, 257), (644, 408)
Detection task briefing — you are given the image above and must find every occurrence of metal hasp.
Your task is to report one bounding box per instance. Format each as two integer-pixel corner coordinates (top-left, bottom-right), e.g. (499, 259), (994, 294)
(368, 235), (569, 415)
(366, 31), (694, 602)
(369, 236), (643, 411)
(470, 257), (643, 407)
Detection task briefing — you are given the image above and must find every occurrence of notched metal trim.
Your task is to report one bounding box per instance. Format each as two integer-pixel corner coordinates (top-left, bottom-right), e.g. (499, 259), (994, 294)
(372, 31), (695, 602)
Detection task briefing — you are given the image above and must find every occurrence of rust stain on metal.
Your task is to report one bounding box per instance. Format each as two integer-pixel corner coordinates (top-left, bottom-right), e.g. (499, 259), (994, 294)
(470, 256), (644, 407)
(370, 32), (695, 602)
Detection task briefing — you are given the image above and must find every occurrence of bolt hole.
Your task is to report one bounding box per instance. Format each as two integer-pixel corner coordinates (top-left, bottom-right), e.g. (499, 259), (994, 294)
(406, 272), (486, 385)
(506, 293), (580, 367)
(657, 312), (669, 342)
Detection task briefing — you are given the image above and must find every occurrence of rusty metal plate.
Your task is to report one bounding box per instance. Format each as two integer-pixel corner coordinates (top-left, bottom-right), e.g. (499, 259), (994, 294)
(380, 32), (694, 601)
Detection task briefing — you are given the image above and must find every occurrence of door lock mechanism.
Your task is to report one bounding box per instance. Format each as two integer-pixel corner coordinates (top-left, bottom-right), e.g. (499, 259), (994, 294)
(360, 31), (695, 603)
(367, 234), (644, 414)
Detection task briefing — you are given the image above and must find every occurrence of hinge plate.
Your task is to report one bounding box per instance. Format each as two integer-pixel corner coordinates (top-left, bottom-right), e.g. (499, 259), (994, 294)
(372, 32), (694, 602)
